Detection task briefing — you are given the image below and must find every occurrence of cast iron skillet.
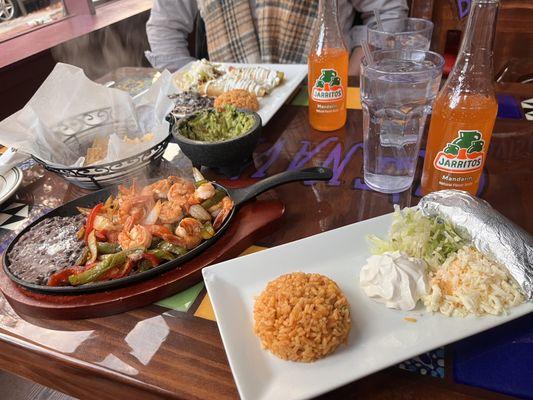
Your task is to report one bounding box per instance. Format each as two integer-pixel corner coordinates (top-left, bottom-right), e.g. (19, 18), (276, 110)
(3, 167), (332, 295)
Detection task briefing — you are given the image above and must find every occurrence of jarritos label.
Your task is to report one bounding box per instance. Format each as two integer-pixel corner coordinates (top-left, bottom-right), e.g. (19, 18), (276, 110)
(433, 130), (485, 173)
(311, 69), (343, 102)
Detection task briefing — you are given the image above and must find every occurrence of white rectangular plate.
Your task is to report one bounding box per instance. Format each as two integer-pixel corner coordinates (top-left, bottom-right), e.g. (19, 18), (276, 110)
(174, 62), (307, 125)
(202, 213), (533, 400)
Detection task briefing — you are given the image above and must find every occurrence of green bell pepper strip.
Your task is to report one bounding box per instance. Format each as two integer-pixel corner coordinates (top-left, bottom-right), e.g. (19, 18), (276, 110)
(157, 241), (187, 256)
(201, 190), (225, 209)
(200, 221), (215, 240)
(75, 247), (90, 266)
(87, 230), (98, 264)
(96, 242), (121, 254)
(150, 236), (163, 248)
(69, 251), (126, 286)
(137, 259), (153, 272)
(194, 179), (208, 188)
(146, 249), (176, 262)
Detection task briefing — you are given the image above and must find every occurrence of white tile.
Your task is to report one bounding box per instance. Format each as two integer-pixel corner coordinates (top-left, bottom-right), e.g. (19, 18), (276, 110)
(3, 202), (24, 211)
(15, 206), (29, 218)
(0, 213), (12, 225)
(1, 219), (25, 231)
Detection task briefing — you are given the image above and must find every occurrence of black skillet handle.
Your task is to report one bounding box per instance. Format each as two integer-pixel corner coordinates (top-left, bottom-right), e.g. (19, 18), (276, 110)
(229, 167), (333, 206)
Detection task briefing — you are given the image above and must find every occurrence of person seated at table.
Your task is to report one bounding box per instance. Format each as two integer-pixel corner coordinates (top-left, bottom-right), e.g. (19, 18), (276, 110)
(145, 0), (408, 76)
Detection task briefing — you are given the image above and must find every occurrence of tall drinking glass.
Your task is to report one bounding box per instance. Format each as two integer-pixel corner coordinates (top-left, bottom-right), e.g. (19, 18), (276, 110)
(361, 50), (444, 193)
(367, 18), (433, 51)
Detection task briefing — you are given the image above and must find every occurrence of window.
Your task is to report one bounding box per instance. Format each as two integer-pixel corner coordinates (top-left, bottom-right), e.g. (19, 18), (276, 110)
(0, 0), (67, 42)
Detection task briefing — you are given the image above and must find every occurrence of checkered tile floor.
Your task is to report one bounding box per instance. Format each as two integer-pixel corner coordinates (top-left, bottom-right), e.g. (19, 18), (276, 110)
(0, 201), (50, 254)
(0, 202), (30, 232)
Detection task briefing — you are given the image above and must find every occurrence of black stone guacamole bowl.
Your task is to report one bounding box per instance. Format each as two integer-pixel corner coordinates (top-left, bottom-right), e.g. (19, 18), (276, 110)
(169, 108), (262, 175)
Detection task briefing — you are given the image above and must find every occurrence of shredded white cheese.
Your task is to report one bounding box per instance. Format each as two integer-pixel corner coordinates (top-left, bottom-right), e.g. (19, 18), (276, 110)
(422, 246), (524, 317)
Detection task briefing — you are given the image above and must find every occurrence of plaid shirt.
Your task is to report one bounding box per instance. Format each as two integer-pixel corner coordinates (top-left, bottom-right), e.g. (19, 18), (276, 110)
(146, 0), (408, 71)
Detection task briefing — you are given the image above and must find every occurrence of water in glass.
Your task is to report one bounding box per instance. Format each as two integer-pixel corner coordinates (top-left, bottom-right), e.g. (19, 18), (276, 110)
(361, 52), (443, 193)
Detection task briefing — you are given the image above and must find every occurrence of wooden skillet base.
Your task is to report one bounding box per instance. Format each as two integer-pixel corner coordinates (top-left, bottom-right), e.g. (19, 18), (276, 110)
(0, 200), (284, 320)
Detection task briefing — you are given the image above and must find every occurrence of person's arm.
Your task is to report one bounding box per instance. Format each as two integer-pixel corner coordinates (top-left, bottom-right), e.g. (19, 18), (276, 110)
(348, 47), (364, 76)
(348, 0), (409, 75)
(145, 0), (198, 71)
(357, 0), (409, 26)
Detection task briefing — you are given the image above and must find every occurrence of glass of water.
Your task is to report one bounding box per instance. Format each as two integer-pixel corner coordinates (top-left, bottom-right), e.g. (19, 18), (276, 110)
(367, 18), (433, 51)
(361, 50), (444, 193)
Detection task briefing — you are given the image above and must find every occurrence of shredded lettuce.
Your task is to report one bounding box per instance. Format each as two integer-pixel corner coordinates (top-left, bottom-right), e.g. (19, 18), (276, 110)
(368, 206), (465, 270)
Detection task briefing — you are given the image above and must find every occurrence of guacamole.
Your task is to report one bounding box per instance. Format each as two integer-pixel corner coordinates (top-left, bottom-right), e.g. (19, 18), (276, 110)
(180, 106), (255, 142)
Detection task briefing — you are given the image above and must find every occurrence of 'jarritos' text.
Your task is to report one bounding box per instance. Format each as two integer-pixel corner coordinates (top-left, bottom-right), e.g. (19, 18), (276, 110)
(312, 69), (343, 102)
(433, 130), (485, 173)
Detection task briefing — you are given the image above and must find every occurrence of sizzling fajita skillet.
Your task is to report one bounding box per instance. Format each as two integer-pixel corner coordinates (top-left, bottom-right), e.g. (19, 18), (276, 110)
(2, 167), (332, 295)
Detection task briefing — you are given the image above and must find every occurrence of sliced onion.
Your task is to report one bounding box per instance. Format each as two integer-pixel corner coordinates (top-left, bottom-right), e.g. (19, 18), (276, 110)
(143, 200), (161, 225)
(192, 167), (205, 183)
(94, 215), (112, 231)
(189, 204), (211, 221)
(87, 230), (98, 264)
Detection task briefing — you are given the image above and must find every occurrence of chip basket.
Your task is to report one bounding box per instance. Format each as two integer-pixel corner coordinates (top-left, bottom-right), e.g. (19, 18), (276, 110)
(31, 108), (172, 190)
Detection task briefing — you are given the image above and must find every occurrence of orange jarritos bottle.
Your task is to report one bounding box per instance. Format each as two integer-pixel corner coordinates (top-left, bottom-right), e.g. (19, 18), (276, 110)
(421, 0), (499, 195)
(308, 0), (348, 131)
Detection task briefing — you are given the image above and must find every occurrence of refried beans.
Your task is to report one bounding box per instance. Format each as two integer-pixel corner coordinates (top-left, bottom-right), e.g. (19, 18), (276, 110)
(7, 215), (86, 285)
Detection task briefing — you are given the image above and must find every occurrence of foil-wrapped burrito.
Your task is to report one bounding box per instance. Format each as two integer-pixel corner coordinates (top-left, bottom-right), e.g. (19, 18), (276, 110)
(419, 190), (533, 300)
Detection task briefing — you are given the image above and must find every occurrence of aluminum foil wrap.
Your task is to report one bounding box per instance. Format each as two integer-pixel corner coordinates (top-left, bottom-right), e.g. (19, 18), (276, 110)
(419, 190), (533, 300)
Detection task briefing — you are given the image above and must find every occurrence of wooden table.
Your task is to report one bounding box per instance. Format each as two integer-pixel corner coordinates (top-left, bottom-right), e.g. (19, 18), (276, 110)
(0, 80), (531, 400)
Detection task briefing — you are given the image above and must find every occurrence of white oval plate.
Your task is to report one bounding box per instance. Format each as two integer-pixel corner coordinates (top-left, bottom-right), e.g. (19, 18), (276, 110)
(0, 167), (23, 206)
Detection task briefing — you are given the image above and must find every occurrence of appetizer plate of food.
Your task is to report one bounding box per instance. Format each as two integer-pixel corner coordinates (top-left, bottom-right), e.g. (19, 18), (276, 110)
(172, 60), (307, 125)
(3, 167), (331, 294)
(203, 191), (533, 400)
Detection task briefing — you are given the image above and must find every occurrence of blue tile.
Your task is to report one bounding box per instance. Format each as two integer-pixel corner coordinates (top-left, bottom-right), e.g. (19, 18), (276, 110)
(497, 94), (522, 119)
(454, 313), (533, 399)
(398, 348), (445, 378)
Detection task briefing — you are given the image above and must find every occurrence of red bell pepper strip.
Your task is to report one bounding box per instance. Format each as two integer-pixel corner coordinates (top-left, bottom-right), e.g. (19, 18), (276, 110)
(94, 230), (107, 241)
(68, 251), (128, 286)
(100, 259), (134, 281)
(142, 252), (160, 267)
(47, 263), (95, 286)
(145, 225), (185, 247)
(84, 203), (103, 243)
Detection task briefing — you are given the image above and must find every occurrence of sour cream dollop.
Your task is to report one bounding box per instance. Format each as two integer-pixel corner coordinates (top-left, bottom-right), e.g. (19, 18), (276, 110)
(360, 251), (428, 311)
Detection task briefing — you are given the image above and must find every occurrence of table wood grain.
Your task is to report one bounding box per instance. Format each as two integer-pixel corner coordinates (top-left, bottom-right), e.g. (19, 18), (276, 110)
(0, 81), (531, 400)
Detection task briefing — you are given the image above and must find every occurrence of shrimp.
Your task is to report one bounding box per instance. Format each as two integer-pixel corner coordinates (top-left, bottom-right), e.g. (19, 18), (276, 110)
(175, 218), (203, 249)
(118, 195), (152, 224)
(158, 201), (184, 224)
(140, 176), (182, 199)
(119, 202), (145, 225)
(192, 182), (216, 202)
(118, 224), (152, 250)
(141, 179), (171, 199)
(167, 179), (195, 203)
(118, 182), (138, 198)
(213, 196), (234, 229)
(145, 224), (187, 248)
